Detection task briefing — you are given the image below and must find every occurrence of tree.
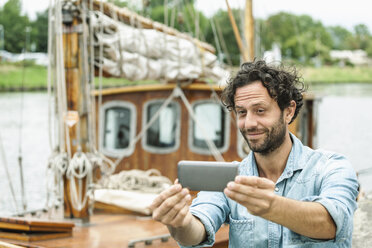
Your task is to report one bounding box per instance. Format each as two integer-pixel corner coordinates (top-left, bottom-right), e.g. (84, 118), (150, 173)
(260, 12), (332, 63)
(150, 2), (210, 41)
(30, 10), (48, 52)
(107, 0), (128, 8)
(209, 9), (244, 65)
(0, 0), (30, 53)
(352, 24), (370, 50)
(327, 26), (352, 50)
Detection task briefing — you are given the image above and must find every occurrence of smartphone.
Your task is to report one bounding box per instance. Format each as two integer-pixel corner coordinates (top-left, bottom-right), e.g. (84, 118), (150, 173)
(177, 160), (239, 192)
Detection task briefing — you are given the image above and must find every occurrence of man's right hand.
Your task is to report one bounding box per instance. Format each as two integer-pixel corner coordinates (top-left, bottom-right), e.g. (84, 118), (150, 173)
(150, 181), (193, 228)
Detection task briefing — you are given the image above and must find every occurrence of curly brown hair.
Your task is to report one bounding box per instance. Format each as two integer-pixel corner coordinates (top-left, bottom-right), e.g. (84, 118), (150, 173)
(221, 59), (306, 124)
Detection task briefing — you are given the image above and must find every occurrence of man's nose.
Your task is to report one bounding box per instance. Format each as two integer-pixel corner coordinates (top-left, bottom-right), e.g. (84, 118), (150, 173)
(244, 112), (258, 129)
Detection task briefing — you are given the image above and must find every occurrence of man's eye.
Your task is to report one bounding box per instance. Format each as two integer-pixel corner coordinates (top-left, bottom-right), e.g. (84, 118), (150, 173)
(257, 109), (265, 114)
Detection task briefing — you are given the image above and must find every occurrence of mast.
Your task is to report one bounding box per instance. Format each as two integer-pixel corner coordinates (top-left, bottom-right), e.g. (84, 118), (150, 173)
(225, 0), (248, 61)
(225, 0), (254, 62)
(244, 0), (254, 61)
(61, 2), (90, 222)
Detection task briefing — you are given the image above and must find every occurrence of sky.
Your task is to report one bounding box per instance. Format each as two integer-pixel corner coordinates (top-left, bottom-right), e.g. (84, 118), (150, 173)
(1, 0), (371, 32)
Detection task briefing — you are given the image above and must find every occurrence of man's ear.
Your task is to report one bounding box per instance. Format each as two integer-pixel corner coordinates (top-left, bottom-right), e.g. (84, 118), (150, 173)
(285, 100), (296, 124)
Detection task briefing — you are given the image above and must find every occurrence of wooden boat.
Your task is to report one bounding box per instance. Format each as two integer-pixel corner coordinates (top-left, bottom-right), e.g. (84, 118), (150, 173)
(0, 0), (318, 247)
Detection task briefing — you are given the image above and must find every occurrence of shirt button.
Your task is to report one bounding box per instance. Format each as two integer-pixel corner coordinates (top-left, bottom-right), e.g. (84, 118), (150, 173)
(274, 187), (279, 192)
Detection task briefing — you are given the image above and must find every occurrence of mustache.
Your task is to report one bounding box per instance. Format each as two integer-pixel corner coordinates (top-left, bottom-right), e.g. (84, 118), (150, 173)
(240, 128), (268, 134)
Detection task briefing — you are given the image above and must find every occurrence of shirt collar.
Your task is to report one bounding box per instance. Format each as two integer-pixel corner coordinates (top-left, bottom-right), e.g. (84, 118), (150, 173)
(242, 132), (305, 181)
(277, 133), (305, 182)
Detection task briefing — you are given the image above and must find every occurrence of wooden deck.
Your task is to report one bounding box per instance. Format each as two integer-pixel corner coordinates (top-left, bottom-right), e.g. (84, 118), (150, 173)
(0, 213), (229, 248)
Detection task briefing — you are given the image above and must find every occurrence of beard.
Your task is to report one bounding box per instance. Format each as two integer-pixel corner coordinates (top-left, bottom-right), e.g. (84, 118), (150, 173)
(240, 113), (287, 155)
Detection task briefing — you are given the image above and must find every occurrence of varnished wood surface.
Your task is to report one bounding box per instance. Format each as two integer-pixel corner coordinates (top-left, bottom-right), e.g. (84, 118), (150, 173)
(0, 214), (228, 248)
(92, 82), (223, 96)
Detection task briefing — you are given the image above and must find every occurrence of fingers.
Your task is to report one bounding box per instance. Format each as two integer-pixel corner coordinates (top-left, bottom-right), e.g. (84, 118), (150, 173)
(160, 194), (191, 225)
(224, 176), (277, 216)
(235, 176), (275, 189)
(151, 185), (192, 227)
(150, 184), (183, 210)
(170, 204), (192, 228)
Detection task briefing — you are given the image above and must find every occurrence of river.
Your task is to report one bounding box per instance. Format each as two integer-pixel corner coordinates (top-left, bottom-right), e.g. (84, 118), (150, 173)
(1, 83), (372, 216)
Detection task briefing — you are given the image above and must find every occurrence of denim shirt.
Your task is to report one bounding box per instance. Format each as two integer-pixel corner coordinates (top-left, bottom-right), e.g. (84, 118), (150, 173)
(181, 134), (359, 248)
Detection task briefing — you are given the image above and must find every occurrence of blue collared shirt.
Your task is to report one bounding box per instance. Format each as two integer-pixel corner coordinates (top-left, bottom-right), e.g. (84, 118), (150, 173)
(182, 133), (359, 248)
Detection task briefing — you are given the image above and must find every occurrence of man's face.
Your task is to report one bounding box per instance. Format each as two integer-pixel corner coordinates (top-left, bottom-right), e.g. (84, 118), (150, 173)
(235, 81), (287, 155)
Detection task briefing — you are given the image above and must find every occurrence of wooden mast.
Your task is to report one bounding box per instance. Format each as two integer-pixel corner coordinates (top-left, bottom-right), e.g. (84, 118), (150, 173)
(62, 4), (90, 222)
(225, 0), (248, 62)
(244, 0), (254, 61)
(225, 0), (254, 62)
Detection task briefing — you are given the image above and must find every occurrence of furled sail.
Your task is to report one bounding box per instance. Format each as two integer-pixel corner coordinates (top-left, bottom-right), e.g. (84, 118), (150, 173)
(91, 4), (229, 82)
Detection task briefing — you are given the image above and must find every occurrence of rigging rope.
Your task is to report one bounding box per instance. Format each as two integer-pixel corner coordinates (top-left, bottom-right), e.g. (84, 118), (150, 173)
(215, 17), (233, 66)
(17, 26), (30, 212)
(210, 17), (223, 64)
(113, 86), (179, 168)
(100, 169), (172, 194)
(175, 86), (225, 162)
(0, 132), (20, 213)
(66, 152), (93, 211)
(96, 0), (104, 152)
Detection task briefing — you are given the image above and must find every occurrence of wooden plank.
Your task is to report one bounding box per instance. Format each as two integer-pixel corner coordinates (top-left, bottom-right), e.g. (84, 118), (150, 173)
(0, 231), (72, 242)
(92, 82), (222, 96)
(0, 241), (25, 248)
(8, 214), (228, 247)
(0, 218), (74, 232)
(93, 202), (148, 216)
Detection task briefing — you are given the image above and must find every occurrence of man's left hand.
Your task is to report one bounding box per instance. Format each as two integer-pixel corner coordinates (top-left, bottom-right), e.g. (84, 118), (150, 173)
(224, 176), (277, 217)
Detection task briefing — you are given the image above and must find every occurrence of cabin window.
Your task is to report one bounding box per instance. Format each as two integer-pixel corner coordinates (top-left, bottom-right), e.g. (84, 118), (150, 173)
(142, 100), (180, 153)
(189, 100), (230, 155)
(100, 101), (136, 157)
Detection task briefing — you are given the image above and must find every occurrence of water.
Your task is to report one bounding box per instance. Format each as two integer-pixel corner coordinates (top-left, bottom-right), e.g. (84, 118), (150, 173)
(1, 84), (372, 215)
(0, 92), (51, 216)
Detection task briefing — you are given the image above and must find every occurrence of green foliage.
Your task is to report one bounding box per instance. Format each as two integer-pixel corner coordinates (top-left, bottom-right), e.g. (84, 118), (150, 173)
(260, 12), (333, 63)
(30, 10), (48, 52)
(208, 9), (242, 65)
(0, 0), (30, 53)
(327, 26), (352, 50)
(107, 0), (128, 8)
(149, 3), (210, 41)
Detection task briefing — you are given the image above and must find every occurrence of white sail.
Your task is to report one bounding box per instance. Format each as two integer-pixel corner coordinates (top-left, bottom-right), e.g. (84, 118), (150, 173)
(91, 11), (229, 82)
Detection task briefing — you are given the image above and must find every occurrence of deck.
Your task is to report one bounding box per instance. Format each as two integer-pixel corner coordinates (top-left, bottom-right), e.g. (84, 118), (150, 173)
(0, 213), (229, 248)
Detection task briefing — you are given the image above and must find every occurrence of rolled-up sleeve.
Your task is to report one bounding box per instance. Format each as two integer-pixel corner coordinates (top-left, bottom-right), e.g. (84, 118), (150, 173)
(179, 191), (230, 248)
(302, 153), (359, 242)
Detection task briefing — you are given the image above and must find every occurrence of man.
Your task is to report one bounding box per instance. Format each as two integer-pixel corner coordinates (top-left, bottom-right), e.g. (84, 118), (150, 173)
(150, 60), (359, 247)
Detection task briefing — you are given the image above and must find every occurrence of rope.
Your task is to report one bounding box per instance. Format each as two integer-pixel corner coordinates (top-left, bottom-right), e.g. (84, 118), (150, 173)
(215, 16), (233, 66)
(89, 0), (97, 152)
(17, 24), (31, 212)
(96, 0), (104, 152)
(210, 17), (223, 64)
(100, 169), (172, 194)
(45, 151), (68, 213)
(175, 87), (225, 162)
(66, 152), (94, 211)
(47, 0), (56, 151)
(0, 131), (20, 213)
(113, 87), (178, 167)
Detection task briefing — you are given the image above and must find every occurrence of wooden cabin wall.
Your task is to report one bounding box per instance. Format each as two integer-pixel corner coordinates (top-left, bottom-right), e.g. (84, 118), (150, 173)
(95, 88), (241, 181)
(95, 88), (315, 181)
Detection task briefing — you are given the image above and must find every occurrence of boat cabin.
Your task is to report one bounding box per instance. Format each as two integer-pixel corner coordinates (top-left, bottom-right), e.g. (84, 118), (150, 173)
(94, 81), (317, 181)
